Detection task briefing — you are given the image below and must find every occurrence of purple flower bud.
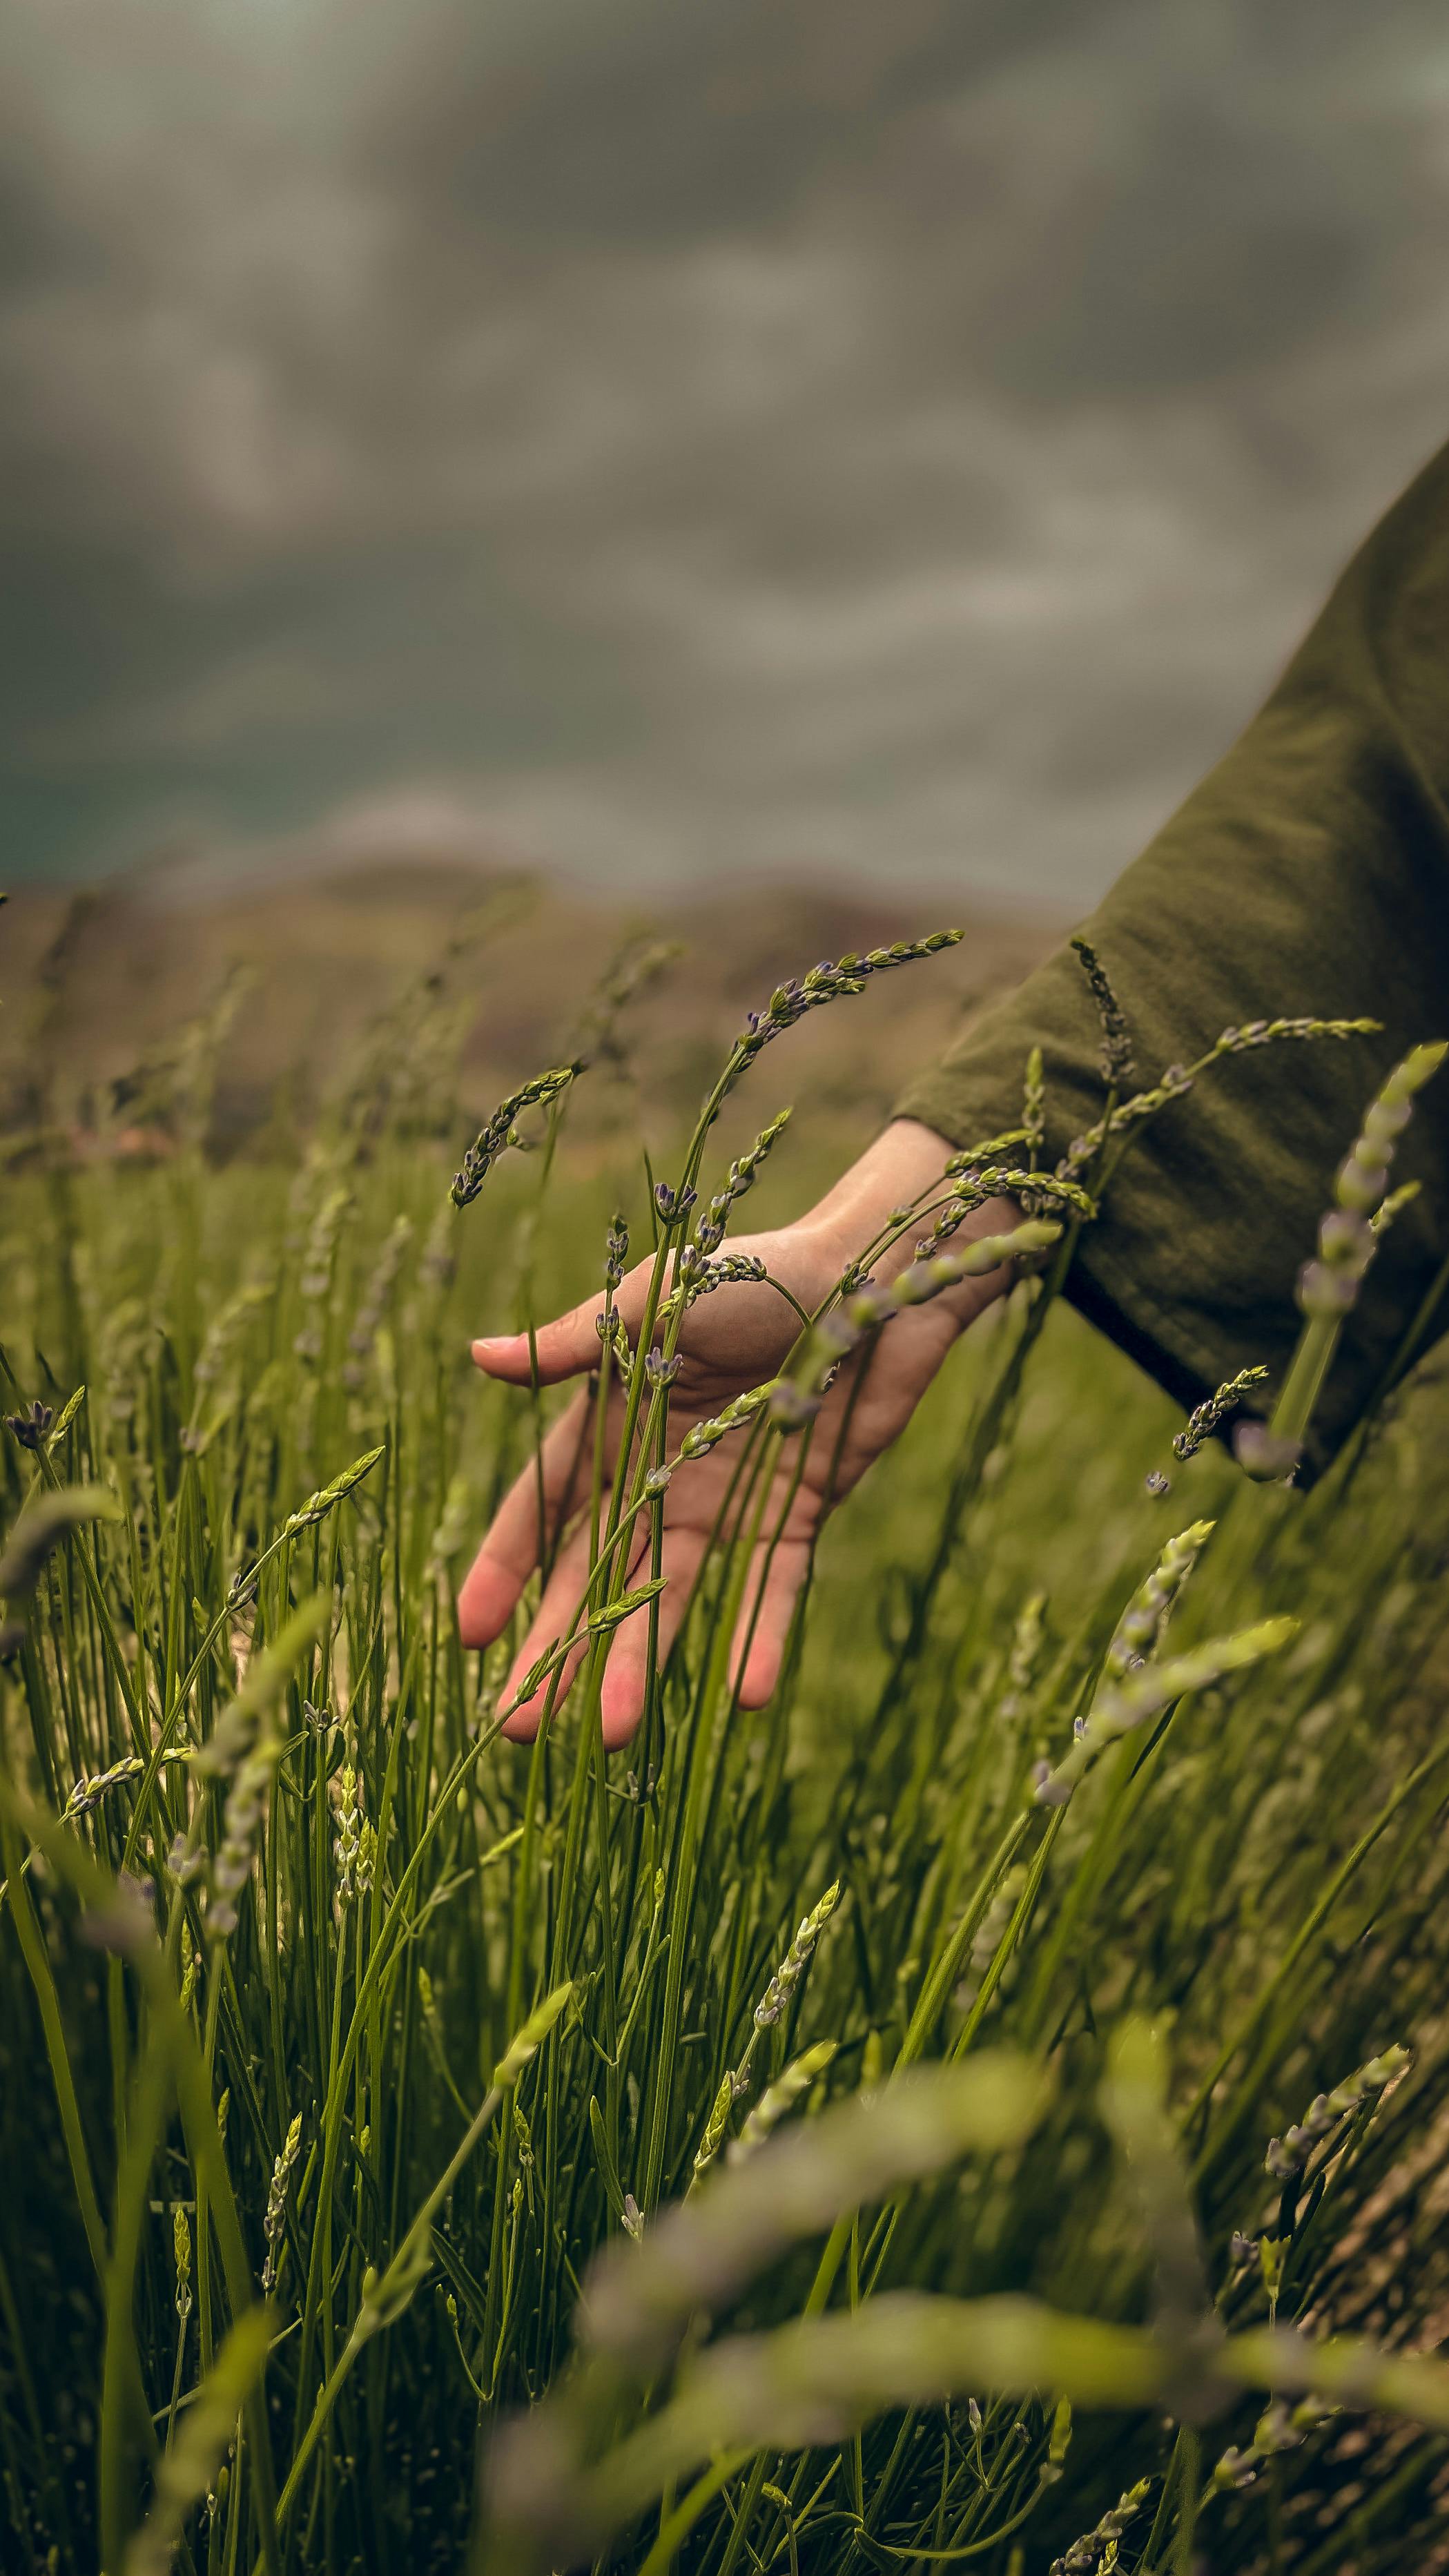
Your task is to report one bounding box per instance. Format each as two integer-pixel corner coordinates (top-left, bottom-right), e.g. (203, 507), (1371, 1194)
(1362, 1095), (1412, 1149)
(1336, 1152), (1389, 1214)
(768, 1380), (821, 1429)
(81, 1871), (157, 1954)
(653, 1181), (698, 1226)
(1213, 2447), (1258, 2492)
(1297, 1259), (1358, 1319)
(4, 1400), (54, 1451)
(1234, 1422), (1303, 1482)
(1319, 1208), (1373, 1268)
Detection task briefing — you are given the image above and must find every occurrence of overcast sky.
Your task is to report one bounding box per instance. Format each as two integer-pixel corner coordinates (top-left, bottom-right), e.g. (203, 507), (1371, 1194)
(6, 0), (1449, 908)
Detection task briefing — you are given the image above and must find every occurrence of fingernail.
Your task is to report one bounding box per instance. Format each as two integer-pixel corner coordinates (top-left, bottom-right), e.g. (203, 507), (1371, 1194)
(471, 1335), (516, 1357)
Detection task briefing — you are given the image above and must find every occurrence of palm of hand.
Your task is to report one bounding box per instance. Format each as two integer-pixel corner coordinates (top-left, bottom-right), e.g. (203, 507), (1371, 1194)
(457, 1217), (964, 1747)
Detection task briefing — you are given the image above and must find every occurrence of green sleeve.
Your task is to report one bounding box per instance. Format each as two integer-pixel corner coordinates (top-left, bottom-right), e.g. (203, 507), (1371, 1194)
(897, 437), (1449, 1470)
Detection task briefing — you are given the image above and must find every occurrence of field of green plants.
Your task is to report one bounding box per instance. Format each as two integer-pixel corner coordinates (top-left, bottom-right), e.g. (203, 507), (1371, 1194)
(3, 920), (1449, 2576)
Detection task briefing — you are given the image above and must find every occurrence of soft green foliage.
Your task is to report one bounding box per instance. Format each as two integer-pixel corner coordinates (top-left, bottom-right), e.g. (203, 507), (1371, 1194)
(2, 947), (1449, 2576)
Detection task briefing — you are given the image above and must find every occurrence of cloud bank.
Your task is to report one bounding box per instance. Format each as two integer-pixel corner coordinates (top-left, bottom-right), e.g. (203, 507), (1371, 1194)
(5, 0), (1449, 904)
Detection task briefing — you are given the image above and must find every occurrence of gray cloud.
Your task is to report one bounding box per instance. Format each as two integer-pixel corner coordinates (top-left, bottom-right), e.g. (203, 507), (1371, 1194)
(4, 0), (1449, 903)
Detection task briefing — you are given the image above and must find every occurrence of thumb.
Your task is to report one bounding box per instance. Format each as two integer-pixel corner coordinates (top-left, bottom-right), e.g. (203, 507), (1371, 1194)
(471, 1255), (659, 1386)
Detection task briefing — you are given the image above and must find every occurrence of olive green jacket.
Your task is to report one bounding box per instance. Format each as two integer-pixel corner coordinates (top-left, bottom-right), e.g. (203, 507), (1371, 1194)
(897, 438), (1449, 1469)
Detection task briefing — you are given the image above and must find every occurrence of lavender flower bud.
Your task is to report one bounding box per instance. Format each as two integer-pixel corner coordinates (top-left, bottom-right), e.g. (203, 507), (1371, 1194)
(1173, 1364), (1270, 1462)
(1212, 2446), (1258, 2492)
(1233, 1422), (1303, 1482)
(1362, 1094), (1413, 1149)
(604, 1214), (630, 1291)
(1319, 1208), (1374, 1267)
(1297, 1260), (1359, 1319)
(3, 1400), (54, 1451)
(767, 1380), (822, 1429)
(451, 1063), (583, 1209)
(1070, 935), (1135, 1087)
(752, 1881), (839, 2028)
(653, 1181), (698, 1226)
(1336, 1150), (1390, 1214)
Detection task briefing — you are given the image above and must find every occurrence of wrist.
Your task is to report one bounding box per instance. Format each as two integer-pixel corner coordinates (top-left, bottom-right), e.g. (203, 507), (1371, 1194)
(804, 1119), (1022, 1329)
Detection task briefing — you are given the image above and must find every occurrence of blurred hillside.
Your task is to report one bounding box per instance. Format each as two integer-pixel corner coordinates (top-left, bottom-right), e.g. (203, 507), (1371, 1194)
(0, 862), (1060, 1160)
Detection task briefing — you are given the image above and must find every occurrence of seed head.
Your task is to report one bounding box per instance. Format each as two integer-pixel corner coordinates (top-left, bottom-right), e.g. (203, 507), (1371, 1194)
(728, 2040), (837, 2166)
(3, 1400), (54, 1451)
(1103, 1520), (1214, 1683)
(1174, 1365), (1270, 1464)
(676, 1384), (773, 1462)
(207, 1734), (282, 1940)
(653, 1180), (698, 1226)
(1070, 935), (1136, 1088)
(63, 1753), (144, 1821)
(261, 2113), (304, 2294)
(699, 1109), (793, 1252)
(681, 1252), (769, 1308)
(1022, 1045), (1046, 1156)
(1034, 1616), (1296, 1807)
(1291, 1041), (1446, 1333)
(753, 1881), (840, 2029)
(335, 1764), (362, 1907)
(1233, 1422), (1303, 1483)
(450, 1063), (583, 1209)
(692, 2071), (737, 2181)
(1265, 2042), (1410, 2180)
(173, 2205), (193, 2325)
(1049, 2479), (1152, 2575)
(604, 1214), (630, 1292)
(734, 933), (961, 1065)
(280, 1444), (385, 1543)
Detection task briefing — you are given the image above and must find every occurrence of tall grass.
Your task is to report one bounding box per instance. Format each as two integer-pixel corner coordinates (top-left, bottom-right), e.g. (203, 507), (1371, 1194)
(2, 930), (1449, 2575)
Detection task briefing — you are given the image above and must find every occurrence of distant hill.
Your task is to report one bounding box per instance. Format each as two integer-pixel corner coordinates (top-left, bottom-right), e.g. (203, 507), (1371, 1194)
(1, 856), (1062, 1154)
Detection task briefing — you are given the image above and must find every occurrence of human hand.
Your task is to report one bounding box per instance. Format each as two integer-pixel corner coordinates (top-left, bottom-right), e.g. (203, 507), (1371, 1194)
(456, 1121), (1021, 1746)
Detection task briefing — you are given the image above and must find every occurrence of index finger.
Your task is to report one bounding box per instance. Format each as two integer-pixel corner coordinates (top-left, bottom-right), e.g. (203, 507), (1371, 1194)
(471, 1252), (667, 1387)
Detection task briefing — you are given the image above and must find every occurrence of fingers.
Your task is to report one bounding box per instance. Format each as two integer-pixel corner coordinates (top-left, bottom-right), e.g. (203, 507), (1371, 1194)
(731, 1531), (813, 1710)
(471, 1255), (661, 1387)
(496, 1518), (601, 1741)
(498, 1523), (710, 1750)
(471, 1302), (605, 1387)
(456, 1391), (594, 1648)
(496, 1518), (639, 1745)
(488, 1466), (813, 1744)
(599, 1530), (708, 1747)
